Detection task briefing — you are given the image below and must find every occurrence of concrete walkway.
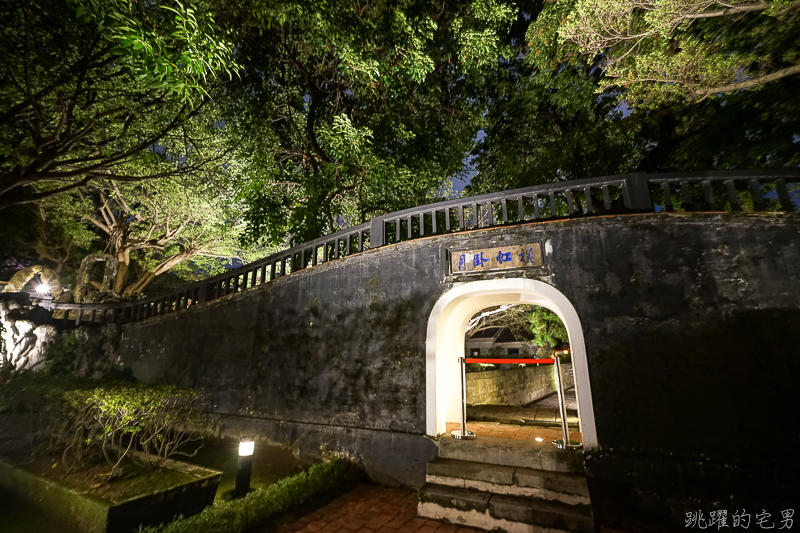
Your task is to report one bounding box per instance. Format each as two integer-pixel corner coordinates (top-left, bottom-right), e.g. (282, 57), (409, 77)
(274, 484), (481, 533)
(445, 422), (582, 444)
(527, 387), (578, 410)
(466, 388), (579, 427)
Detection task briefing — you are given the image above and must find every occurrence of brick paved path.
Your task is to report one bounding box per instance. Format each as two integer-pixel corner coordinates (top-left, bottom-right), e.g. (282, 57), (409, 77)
(276, 484), (482, 533)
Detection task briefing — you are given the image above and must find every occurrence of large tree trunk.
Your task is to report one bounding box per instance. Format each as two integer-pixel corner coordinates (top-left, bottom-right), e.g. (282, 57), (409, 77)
(120, 248), (199, 297)
(122, 272), (156, 297)
(114, 250), (131, 295)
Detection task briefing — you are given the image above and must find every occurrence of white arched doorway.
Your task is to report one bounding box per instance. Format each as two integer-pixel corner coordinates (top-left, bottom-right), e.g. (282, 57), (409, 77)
(425, 278), (598, 448)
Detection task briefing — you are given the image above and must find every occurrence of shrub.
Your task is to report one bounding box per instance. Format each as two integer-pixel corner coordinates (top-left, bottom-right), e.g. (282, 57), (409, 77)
(141, 457), (354, 533)
(82, 384), (207, 474)
(0, 377), (208, 475)
(42, 332), (76, 376)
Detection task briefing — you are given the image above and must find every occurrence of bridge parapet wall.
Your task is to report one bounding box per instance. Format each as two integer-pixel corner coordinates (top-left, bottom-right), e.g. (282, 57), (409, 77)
(43, 169), (800, 328)
(118, 212), (800, 529)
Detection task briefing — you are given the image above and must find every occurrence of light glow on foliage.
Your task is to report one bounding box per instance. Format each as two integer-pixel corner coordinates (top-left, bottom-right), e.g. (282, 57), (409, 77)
(34, 283), (51, 295)
(553, 0), (799, 106)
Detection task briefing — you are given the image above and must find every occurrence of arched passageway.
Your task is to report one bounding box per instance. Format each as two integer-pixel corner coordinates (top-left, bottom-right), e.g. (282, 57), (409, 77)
(425, 278), (597, 448)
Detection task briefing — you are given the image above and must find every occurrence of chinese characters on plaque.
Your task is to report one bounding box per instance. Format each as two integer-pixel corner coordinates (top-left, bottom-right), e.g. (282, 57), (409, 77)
(451, 243), (543, 273)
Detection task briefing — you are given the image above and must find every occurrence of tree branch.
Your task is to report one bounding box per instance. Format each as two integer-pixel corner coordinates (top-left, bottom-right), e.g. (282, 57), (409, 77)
(692, 64), (800, 95)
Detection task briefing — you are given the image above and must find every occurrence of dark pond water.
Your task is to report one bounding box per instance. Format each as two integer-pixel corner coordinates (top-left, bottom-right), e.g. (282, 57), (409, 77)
(185, 436), (307, 500)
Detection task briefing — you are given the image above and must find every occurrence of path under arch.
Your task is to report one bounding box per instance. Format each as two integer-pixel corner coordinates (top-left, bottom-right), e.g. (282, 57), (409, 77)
(424, 278), (598, 449)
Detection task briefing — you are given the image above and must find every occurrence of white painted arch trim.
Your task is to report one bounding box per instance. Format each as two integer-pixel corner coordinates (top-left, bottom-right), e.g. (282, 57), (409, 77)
(425, 278), (598, 449)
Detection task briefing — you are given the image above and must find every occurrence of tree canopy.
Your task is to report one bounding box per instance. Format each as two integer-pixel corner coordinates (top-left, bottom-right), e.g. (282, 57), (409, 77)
(0, 0), (238, 209)
(218, 0), (517, 245)
(2, 0), (799, 294)
(467, 0), (800, 194)
(559, 0), (800, 107)
(467, 304), (569, 348)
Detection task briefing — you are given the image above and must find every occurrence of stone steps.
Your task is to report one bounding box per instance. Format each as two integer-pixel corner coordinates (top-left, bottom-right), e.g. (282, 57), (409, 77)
(418, 436), (593, 533)
(438, 435), (584, 473)
(426, 457), (589, 506)
(419, 483), (594, 533)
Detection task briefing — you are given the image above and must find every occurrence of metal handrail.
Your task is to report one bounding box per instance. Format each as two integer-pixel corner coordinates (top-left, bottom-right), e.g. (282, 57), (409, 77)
(40, 169), (800, 326)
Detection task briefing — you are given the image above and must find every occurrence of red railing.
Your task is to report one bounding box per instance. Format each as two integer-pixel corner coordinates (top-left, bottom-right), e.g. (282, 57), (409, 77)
(465, 358), (554, 364)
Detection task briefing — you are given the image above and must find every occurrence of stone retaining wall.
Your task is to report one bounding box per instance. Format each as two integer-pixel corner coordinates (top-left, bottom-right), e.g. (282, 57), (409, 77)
(466, 364), (573, 406)
(118, 213), (800, 528)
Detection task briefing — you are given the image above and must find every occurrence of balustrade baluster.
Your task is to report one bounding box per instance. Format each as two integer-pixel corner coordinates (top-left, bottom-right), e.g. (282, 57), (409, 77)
(518, 197), (524, 221)
(661, 183), (673, 211)
(459, 206), (464, 229)
(533, 195), (540, 219)
(702, 181), (716, 210)
(749, 180), (765, 211)
(566, 190), (574, 215)
(472, 203), (478, 228)
(584, 188), (593, 214)
(602, 186), (611, 210)
(501, 199), (508, 224)
(419, 213), (425, 236)
(776, 179), (793, 211)
(431, 211), (437, 234)
(445, 208), (451, 232)
(680, 181), (694, 210)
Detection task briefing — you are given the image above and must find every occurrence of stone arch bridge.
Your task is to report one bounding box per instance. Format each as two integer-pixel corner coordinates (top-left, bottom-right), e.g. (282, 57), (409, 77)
(43, 169), (800, 530)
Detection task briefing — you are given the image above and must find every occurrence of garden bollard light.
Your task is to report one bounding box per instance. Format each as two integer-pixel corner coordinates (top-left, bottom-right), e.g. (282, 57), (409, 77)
(235, 437), (254, 498)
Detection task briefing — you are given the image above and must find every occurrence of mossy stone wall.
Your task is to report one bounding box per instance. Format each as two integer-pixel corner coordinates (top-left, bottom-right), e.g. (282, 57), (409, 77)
(466, 364), (573, 406)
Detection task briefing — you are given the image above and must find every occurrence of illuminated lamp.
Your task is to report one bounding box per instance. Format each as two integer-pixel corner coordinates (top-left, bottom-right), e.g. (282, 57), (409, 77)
(235, 437), (254, 498)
